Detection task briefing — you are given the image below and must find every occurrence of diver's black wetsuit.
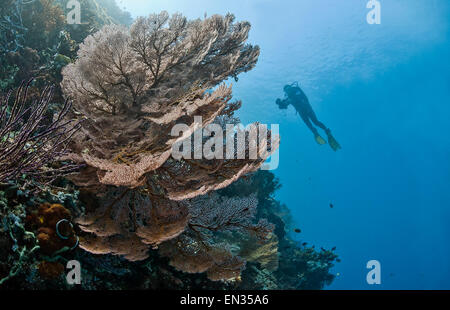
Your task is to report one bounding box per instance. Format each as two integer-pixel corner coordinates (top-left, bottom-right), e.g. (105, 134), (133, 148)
(277, 86), (328, 137)
(276, 83), (341, 150)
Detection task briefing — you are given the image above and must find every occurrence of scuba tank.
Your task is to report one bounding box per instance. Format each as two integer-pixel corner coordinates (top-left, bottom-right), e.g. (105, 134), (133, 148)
(284, 81), (302, 98)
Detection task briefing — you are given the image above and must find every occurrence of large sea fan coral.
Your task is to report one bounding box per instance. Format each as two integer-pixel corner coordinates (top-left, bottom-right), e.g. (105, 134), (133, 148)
(61, 11), (277, 194)
(159, 233), (246, 282)
(76, 187), (190, 261)
(188, 193), (274, 240)
(157, 193), (274, 281)
(62, 12), (279, 280)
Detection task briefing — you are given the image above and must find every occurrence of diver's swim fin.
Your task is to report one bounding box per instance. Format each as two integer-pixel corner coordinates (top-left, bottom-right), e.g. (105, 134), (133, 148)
(326, 130), (341, 151)
(315, 134), (327, 145)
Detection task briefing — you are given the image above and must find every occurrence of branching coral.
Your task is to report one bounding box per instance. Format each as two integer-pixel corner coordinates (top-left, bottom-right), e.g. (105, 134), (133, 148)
(76, 187), (189, 261)
(0, 0), (31, 54)
(158, 233), (246, 282)
(0, 80), (80, 183)
(188, 193), (273, 241)
(77, 188), (275, 281)
(61, 12), (279, 281)
(238, 233), (279, 272)
(157, 193), (274, 281)
(61, 11), (276, 195)
(0, 188), (40, 285)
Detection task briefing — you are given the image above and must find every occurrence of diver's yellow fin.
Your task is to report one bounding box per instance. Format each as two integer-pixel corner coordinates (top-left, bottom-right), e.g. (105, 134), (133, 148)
(326, 131), (341, 151)
(315, 134), (327, 145)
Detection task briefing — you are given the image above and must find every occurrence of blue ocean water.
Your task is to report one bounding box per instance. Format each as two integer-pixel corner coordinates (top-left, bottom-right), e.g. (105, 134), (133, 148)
(121, 0), (450, 289)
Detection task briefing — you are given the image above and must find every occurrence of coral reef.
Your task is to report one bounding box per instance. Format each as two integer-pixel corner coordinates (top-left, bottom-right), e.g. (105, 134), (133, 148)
(57, 11), (279, 282)
(1, 0), (130, 95)
(0, 0), (339, 290)
(61, 12), (273, 195)
(221, 171), (339, 289)
(26, 203), (78, 256)
(0, 81), (79, 183)
(75, 188), (274, 282)
(37, 261), (65, 280)
(238, 233), (279, 272)
(0, 183), (39, 286)
(188, 193), (273, 239)
(76, 187), (189, 261)
(0, 169), (338, 290)
(0, 0), (29, 54)
(159, 233), (246, 282)
(156, 193), (273, 281)
(0, 177), (82, 288)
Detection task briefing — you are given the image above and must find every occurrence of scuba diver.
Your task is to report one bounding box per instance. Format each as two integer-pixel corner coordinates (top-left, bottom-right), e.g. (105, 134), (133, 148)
(276, 82), (341, 151)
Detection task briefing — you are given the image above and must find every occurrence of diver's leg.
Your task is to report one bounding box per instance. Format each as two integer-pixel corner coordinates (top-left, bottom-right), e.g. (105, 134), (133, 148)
(300, 112), (318, 136)
(300, 108), (327, 145)
(307, 105), (328, 132)
(305, 106), (340, 150)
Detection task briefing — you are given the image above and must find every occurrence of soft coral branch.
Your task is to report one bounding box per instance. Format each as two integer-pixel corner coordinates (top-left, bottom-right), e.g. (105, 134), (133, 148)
(0, 79), (80, 183)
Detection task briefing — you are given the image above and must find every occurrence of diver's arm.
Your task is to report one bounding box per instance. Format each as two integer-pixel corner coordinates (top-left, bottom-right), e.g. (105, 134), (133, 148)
(281, 97), (292, 104)
(276, 97), (292, 109)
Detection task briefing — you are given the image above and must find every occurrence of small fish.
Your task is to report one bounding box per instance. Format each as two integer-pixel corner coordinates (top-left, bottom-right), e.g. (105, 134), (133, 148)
(336, 258), (341, 263)
(302, 242), (307, 246)
(329, 203), (334, 208)
(294, 228), (301, 233)
(332, 246), (336, 251)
